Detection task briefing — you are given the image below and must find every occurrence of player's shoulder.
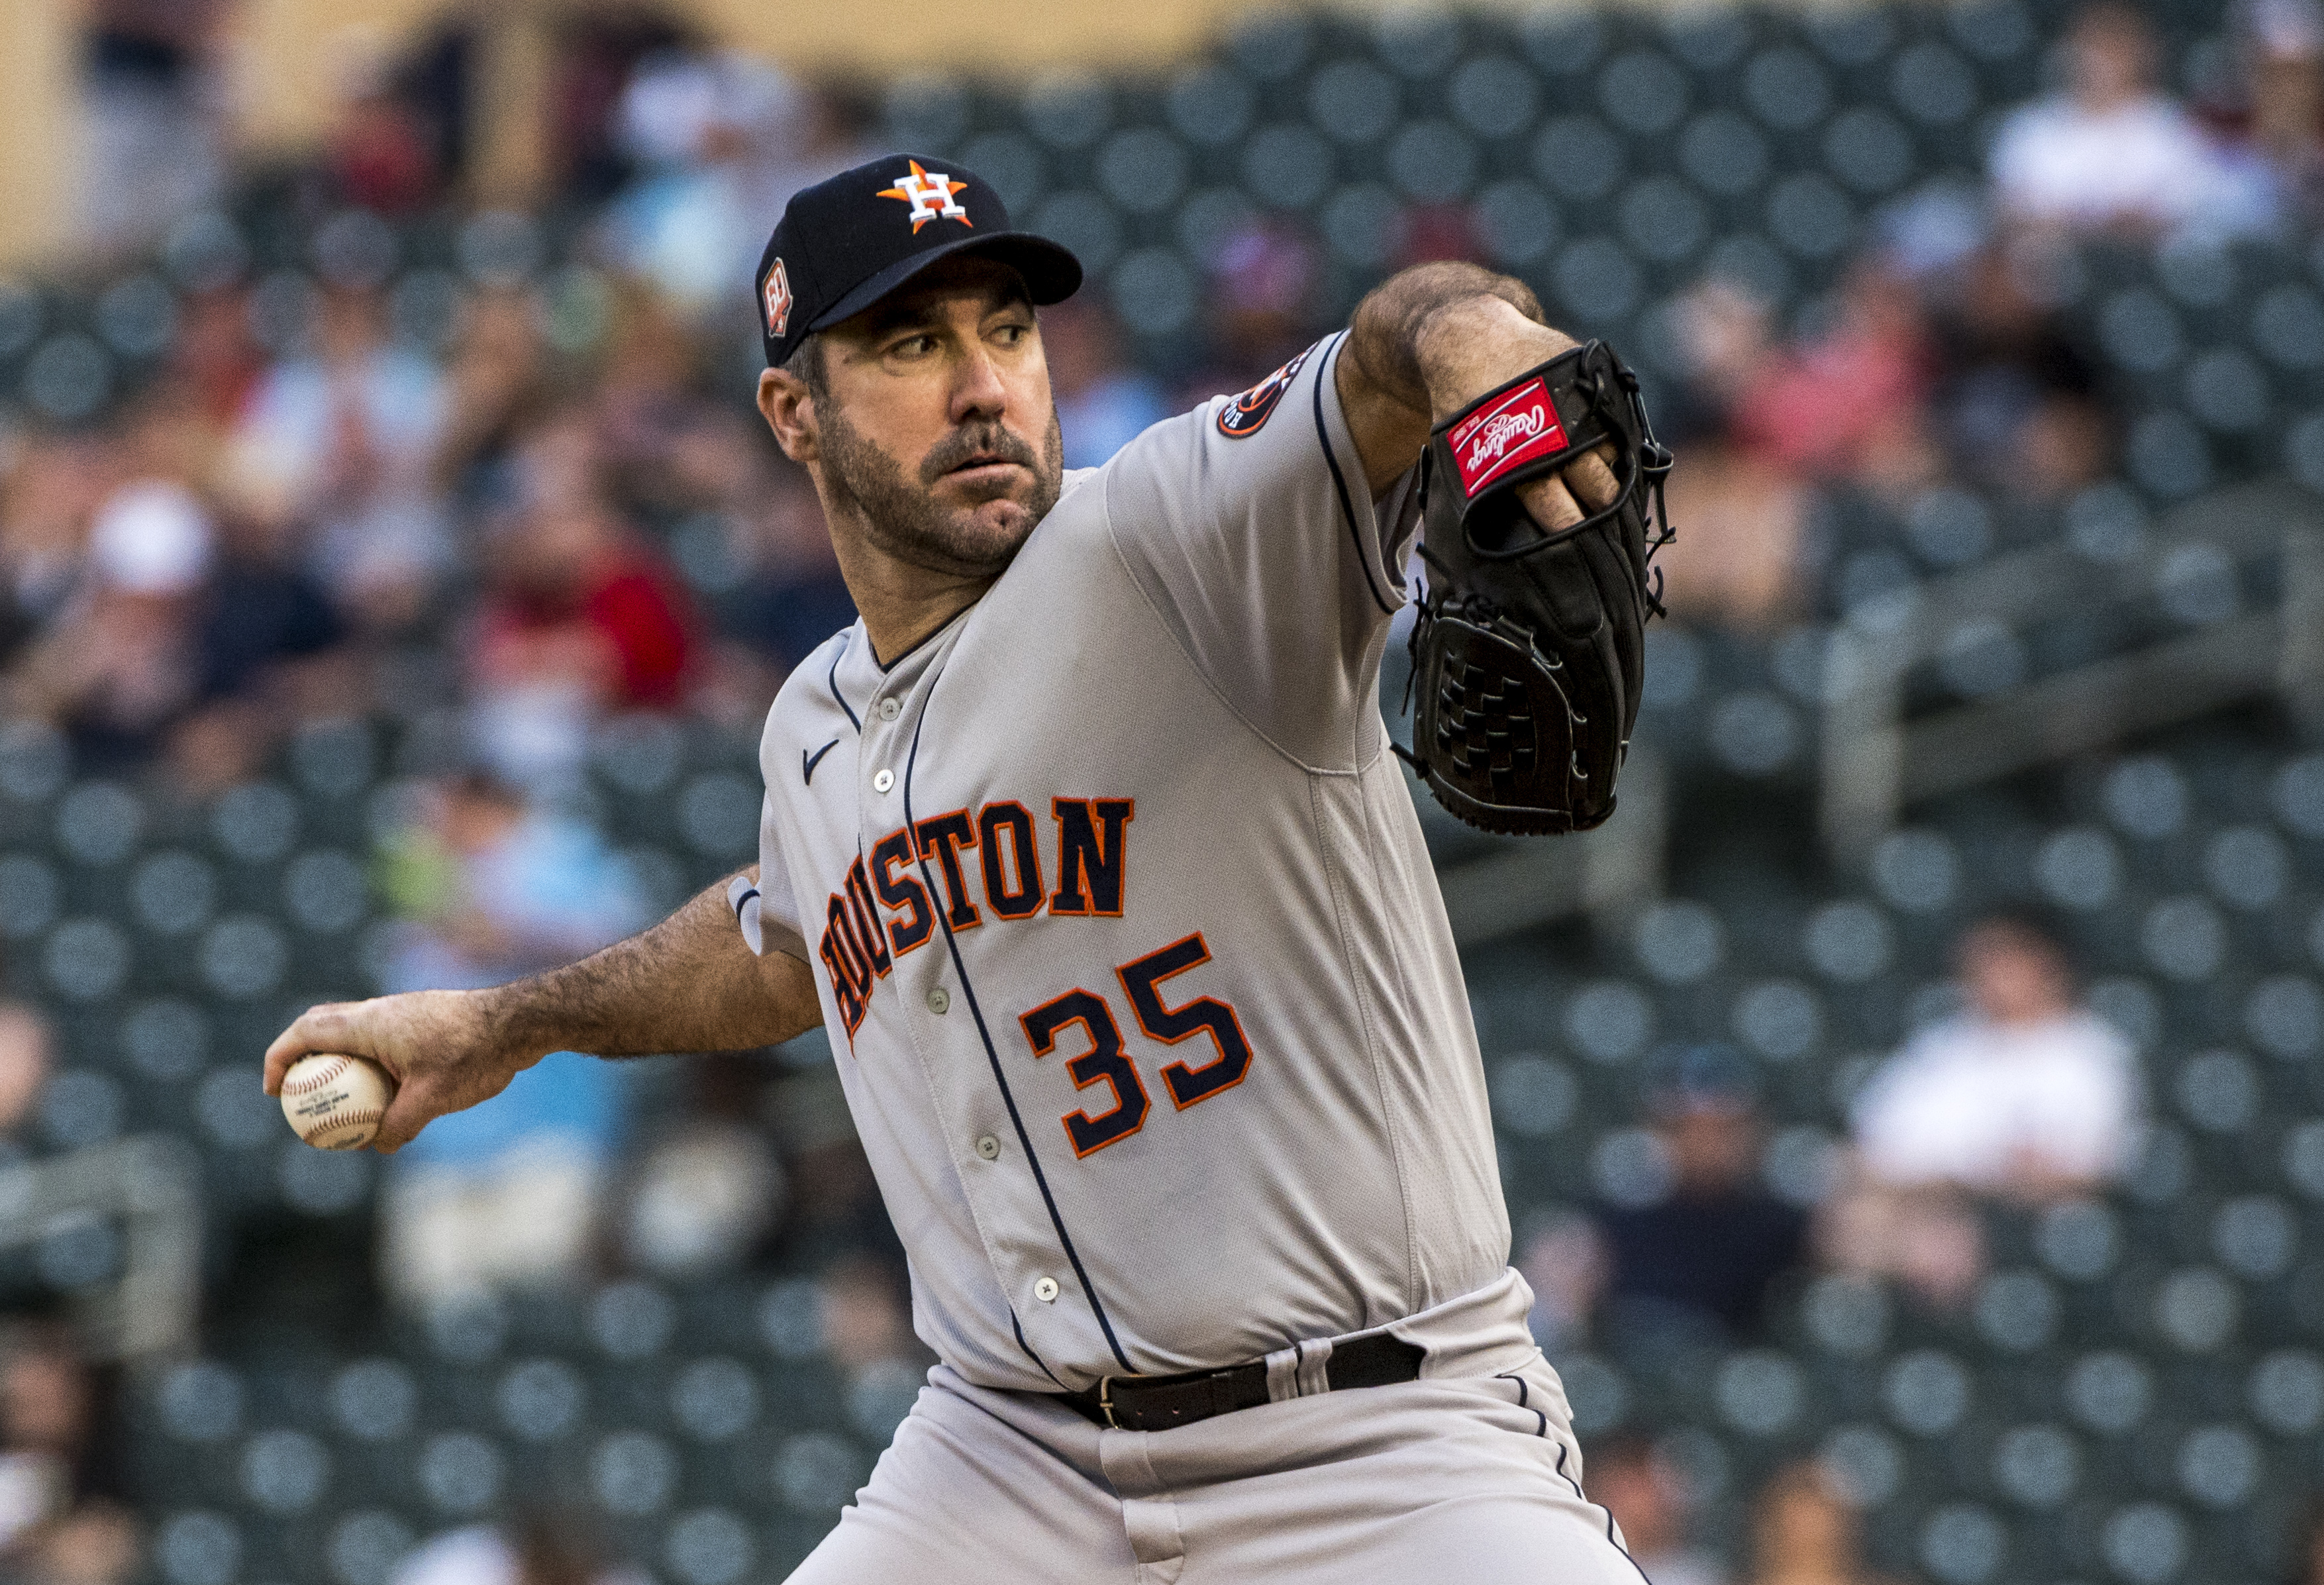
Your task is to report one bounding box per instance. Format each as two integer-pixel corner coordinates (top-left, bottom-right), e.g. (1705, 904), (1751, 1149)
(761, 623), (862, 748)
(1108, 334), (1343, 477)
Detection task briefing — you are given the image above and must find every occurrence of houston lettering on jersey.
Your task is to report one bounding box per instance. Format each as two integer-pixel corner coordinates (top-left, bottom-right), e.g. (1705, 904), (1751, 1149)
(819, 798), (1135, 1037)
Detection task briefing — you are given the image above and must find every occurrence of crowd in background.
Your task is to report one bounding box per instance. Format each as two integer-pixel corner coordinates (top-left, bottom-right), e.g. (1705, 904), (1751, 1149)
(18, 1), (2324, 789)
(1663, 0), (2324, 629)
(1, 1), (2321, 1581)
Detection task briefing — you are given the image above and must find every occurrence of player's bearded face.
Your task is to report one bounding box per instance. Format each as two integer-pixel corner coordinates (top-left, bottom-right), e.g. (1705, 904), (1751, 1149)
(818, 393), (1064, 580)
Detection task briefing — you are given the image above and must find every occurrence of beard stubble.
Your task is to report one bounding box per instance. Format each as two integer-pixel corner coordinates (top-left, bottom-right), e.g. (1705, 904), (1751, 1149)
(818, 401), (1066, 580)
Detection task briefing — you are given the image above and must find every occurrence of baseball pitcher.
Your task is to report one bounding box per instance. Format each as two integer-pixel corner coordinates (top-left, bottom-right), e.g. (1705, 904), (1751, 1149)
(266, 152), (1671, 1581)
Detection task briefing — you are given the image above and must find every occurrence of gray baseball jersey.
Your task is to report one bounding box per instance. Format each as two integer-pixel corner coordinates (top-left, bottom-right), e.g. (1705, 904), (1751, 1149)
(734, 332), (1512, 1394)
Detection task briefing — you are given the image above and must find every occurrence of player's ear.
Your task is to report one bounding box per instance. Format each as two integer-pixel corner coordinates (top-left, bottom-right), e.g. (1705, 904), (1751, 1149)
(758, 367), (819, 464)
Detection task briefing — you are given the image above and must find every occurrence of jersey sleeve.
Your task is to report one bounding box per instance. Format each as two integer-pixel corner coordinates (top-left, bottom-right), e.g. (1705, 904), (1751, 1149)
(1099, 331), (1422, 769)
(732, 793), (809, 962)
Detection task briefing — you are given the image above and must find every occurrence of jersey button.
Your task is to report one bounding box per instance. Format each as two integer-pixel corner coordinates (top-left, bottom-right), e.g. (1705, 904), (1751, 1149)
(1034, 1277), (1060, 1304)
(927, 987), (950, 1015)
(975, 1135), (1001, 1160)
(872, 769), (895, 793)
(877, 697), (901, 721)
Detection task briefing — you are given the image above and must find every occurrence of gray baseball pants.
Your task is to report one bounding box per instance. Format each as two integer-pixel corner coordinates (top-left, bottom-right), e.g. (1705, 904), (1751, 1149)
(785, 1288), (1644, 1582)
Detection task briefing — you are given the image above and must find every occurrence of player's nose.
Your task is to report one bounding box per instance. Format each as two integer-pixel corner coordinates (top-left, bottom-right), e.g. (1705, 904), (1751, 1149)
(947, 342), (1011, 422)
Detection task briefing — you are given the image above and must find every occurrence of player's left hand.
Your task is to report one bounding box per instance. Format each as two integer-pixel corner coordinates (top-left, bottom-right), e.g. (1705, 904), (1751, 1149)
(1420, 300), (1623, 531)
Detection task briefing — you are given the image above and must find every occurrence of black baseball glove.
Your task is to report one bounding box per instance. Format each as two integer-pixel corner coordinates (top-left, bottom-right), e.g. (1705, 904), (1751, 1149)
(1401, 340), (1674, 836)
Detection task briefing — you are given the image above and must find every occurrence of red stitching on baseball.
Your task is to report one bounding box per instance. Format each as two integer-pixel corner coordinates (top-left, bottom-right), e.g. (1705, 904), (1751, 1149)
(283, 1056), (353, 1095)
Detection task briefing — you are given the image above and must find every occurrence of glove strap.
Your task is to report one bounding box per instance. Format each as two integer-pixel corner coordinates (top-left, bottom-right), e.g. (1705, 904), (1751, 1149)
(1423, 342), (1674, 565)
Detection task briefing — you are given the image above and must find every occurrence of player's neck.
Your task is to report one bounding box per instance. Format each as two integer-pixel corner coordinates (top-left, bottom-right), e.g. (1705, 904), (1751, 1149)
(831, 536), (995, 666)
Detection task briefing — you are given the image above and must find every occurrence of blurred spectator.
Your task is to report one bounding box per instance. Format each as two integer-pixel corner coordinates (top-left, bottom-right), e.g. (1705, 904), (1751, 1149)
(0, 978), (52, 1174)
(2207, 0), (2324, 229)
(228, 283), (452, 630)
(705, 458), (855, 683)
(393, 1511), (642, 1585)
(164, 289), (268, 431)
(372, 772), (650, 1311)
(590, 285), (734, 513)
(0, 1325), (134, 1585)
(325, 30), (444, 217)
(1590, 1047), (1809, 1350)
(619, 1052), (785, 1280)
(0, 440), (105, 669)
(545, 13), (699, 205)
(434, 288), (558, 509)
(1921, 241), (2109, 502)
(466, 413), (696, 788)
(603, 55), (870, 324)
(1656, 280), (1809, 629)
(1746, 1462), (1887, 1585)
(1826, 910), (2139, 1306)
(1590, 1433), (1725, 1585)
(1181, 219), (1326, 403)
(1853, 911), (2138, 1194)
(1728, 262), (1937, 489)
(1042, 299), (1171, 470)
(1989, 3), (2237, 238)
(77, 0), (229, 254)
(3, 401), (217, 772)
(603, 49), (797, 319)
(170, 502), (358, 796)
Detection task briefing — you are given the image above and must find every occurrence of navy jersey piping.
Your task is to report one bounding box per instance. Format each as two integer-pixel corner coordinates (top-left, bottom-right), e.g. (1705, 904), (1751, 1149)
(901, 686), (1135, 1376)
(1556, 1442), (1654, 1585)
(1497, 1369), (1547, 1436)
(825, 631), (862, 732)
(875, 619), (950, 674)
(1011, 1311), (1066, 1387)
(1313, 331), (1397, 617)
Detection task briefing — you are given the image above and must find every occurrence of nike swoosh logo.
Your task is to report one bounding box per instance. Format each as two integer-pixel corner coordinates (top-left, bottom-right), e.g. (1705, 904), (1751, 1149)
(803, 739), (840, 784)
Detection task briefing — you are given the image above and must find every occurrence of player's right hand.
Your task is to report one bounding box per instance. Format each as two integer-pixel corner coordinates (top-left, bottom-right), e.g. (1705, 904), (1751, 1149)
(262, 990), (532, 1154)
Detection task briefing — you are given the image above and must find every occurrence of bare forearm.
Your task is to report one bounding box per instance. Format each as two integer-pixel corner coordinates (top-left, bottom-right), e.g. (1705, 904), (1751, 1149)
(481, 874), (821, 1060)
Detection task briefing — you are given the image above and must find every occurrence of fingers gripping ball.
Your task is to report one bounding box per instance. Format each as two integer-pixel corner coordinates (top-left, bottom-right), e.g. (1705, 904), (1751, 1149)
(279, 1054), (395, 1150)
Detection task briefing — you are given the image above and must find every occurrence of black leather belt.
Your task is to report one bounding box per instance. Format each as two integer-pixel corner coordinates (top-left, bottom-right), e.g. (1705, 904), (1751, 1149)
(1056, 1333), (1425, 1432)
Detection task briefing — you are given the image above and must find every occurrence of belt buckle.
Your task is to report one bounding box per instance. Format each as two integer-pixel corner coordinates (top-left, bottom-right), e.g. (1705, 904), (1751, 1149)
(1097, 1376), (1121, 1429)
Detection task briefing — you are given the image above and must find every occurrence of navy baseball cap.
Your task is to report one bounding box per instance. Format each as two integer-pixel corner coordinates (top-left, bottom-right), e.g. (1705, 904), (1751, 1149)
(754, 152), (1082, 368)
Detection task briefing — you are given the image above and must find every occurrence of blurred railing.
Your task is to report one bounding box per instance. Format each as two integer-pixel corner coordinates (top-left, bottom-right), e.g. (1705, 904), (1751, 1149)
(1820, 481), (2324, 860)
(0, 1133), (202, 1359)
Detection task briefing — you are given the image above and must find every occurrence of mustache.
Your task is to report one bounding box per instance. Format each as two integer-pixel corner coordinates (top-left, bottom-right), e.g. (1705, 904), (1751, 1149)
(919, 423), (1040, 486)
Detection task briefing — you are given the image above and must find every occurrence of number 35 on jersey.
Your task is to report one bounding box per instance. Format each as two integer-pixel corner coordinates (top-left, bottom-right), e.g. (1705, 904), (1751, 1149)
(815, 795), (1256, 1160)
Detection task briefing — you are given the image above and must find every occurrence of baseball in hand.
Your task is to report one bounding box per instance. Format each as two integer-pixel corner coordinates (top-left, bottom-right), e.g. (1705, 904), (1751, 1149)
(279, 1054), (395, 1150)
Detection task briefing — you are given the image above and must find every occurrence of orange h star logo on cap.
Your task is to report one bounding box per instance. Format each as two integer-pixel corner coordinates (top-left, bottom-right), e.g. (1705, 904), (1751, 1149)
(877, 160), (972, 232)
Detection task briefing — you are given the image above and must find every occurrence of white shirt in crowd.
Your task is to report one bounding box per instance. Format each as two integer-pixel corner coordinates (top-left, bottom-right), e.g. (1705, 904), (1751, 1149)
(1990, 94), (2231, 234)
(1852, 1009), (2141, 1190)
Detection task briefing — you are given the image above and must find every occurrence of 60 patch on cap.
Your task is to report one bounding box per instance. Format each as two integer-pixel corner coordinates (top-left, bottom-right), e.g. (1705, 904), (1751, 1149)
(753, 152), (1082, 368)
(762, 258), (792, 338)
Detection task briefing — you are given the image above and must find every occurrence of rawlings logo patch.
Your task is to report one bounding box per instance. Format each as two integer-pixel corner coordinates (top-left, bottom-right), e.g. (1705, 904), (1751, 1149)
(877, 160), (972, 232)
(1216, 345), (1314, 438)
(1447, 377), (1570, 496)
(763, 258), (792, 338)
